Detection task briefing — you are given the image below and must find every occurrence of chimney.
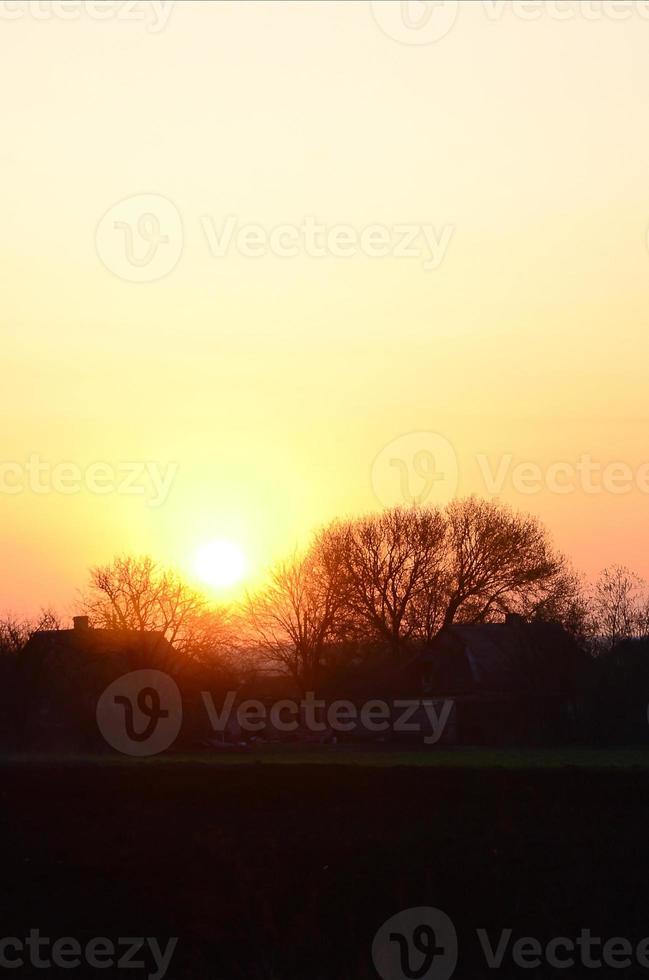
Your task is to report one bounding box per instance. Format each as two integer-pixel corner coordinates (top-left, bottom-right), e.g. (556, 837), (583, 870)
(505, 613), (526, 627)
(73, 616), (90, 631)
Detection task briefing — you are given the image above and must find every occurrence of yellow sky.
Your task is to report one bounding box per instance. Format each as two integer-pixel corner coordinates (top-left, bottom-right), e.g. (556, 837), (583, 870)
(2, 0), (649, 614)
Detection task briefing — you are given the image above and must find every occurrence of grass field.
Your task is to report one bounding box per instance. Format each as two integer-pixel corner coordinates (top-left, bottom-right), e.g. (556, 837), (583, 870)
(2, 755), (649, 977)
(2, 744), (649, 768)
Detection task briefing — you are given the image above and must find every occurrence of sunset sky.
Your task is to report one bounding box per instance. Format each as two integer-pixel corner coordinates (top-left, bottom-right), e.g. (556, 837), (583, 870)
(2, 0), (649, 615)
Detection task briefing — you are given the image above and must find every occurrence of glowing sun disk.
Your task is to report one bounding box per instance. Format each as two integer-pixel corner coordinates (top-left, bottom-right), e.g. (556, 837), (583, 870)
(193, 538), (247, 589)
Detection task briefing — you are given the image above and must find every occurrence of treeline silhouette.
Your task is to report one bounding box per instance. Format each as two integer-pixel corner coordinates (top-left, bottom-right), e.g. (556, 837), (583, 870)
(2, 496), (649, 743)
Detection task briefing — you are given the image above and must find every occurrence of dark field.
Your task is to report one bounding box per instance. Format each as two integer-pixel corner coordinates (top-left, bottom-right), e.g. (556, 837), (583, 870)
(2, 757), (649, 978)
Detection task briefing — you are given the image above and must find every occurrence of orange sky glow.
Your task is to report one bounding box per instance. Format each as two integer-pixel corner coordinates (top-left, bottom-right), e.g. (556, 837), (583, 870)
(2, 0), (649, 615)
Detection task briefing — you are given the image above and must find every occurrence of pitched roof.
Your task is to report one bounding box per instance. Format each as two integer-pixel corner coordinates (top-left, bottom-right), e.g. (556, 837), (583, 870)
(415, 618), (578, 696)
(18, 626), (177, 707)
(22, 626), (175, 669)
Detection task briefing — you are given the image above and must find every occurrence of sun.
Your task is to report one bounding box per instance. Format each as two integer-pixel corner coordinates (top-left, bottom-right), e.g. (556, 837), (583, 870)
(193, 538), (248, 590)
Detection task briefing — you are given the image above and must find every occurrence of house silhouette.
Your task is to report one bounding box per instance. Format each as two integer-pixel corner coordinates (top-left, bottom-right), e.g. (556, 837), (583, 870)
(413, 614), (581, 743)
(16, 617), (175, 751)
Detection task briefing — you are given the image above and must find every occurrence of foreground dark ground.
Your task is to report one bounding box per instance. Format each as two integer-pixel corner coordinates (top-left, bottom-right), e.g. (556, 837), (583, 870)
(2, 755), (649, 978)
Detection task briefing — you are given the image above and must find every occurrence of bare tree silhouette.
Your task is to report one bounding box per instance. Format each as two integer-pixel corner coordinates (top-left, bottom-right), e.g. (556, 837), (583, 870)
(318, 507), (446, 652)
(589, 565), (649, 651)
(440, 497), (570, 628)
(78, 555), (231, 658)
(246, 549), (345, 692)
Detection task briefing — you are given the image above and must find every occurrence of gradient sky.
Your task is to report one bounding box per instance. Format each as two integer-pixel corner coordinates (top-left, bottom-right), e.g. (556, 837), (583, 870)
(2, 0), (649, 615)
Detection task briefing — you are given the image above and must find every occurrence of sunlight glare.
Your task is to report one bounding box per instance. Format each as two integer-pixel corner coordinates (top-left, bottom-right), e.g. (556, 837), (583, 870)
(193, 538), (248, 590)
